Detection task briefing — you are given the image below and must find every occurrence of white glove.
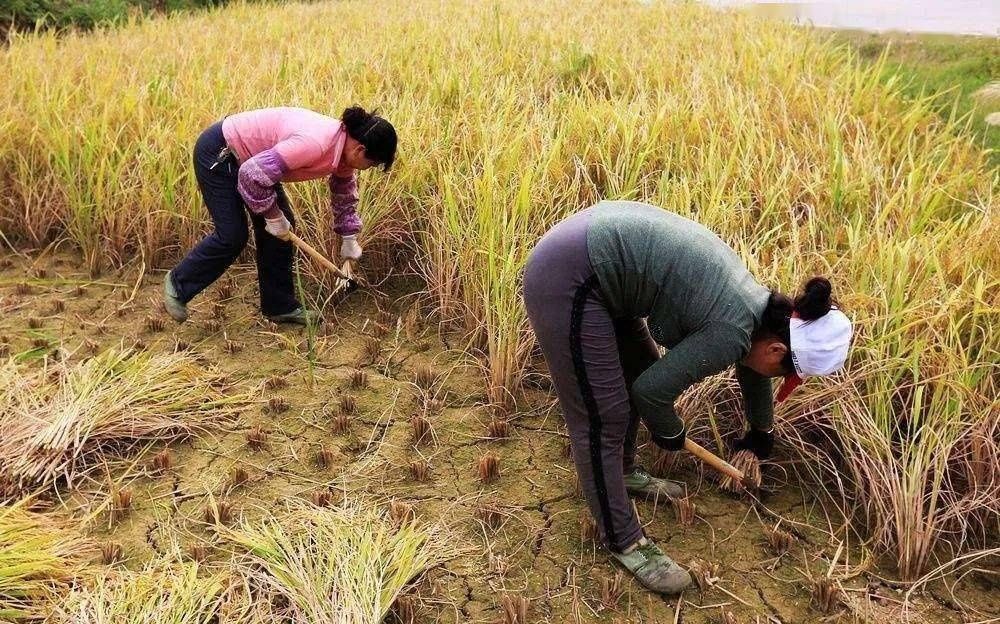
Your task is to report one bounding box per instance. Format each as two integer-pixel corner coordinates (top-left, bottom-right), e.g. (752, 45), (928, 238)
(264, 214), (291, 240)
(340, 235), (362, 260)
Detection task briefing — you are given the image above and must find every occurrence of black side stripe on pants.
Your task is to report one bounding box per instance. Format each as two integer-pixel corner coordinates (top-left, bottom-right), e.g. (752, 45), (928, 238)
(568, 274), (616, 547)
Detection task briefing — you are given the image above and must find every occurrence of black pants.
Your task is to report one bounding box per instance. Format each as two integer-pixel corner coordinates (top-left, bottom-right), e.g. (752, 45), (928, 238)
(523, 208), (660, 552)
(170, 121), (298, 316)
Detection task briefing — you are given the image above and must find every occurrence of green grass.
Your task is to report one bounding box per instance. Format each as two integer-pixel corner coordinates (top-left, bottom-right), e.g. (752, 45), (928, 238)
(832, 30), (1000, 166)
(2, 0), (227, 33)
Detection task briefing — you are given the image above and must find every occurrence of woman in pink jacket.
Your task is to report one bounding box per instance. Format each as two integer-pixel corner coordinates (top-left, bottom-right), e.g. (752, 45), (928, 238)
(163, 106), (397, 324)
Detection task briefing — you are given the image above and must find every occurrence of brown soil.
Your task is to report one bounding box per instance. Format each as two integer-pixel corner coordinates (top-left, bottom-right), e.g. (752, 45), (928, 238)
(1, 252), (997, 623)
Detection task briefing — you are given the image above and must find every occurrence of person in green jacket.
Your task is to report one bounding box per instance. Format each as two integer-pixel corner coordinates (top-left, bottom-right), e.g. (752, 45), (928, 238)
(523, 201), (852, 595)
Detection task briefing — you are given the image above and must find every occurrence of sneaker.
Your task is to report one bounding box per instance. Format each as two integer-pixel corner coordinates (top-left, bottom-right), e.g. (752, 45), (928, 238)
(611, 537), (692, 595)
(162, 270), (188, 323)
(267, 307), (320, 325)
(624, 467), (685, 500)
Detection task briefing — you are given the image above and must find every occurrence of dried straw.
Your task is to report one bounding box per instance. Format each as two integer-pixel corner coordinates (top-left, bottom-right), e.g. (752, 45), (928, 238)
(0, 346), (253, 491)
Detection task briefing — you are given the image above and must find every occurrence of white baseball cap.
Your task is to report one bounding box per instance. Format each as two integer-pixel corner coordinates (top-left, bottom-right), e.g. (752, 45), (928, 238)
(776, 308), (853, 402)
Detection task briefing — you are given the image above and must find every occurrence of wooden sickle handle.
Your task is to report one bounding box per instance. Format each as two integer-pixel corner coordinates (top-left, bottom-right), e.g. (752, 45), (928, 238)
(287, 232), (353, 282)
(684, 438), (745, 483)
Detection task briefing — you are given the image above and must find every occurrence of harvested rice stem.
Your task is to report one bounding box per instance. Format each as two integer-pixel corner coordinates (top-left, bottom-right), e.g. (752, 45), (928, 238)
(500, 594), (529, 624)
(672, 496), (696, 526)
(478, 453), (500, 484)
(720, 449), (761, 493)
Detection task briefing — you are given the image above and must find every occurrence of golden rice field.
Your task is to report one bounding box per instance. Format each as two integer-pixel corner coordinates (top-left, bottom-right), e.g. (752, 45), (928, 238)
(0, 0), (998, 621)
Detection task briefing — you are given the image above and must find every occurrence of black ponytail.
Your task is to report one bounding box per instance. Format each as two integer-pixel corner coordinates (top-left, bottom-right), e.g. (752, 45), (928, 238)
(754, 276), (837, 344)
(341, 106), (397, 171)
(793, 277), (834, 321)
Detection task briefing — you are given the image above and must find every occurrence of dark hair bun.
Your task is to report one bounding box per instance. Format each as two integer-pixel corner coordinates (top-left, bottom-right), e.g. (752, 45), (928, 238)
(341, 106), (372, 130)
(341, 106), (397, 171)
(793, 277), (834, 321)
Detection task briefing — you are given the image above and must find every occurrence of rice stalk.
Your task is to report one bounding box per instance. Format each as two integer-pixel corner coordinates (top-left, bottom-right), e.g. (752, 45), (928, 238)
(475, 499), (504, 531)
(99, 541), (123, 565)
(477, 453), (500, 484)
(310, 489), (333, 508)
(203, 499), (233, 527)
(409, 460), (430, 483)
(317, 446), (337, 469)
(811, 577), (842, 614)
(338, 395), (357, 416)
(599, 571), (624, 608)
(264, 375), (288, 391)
(245, 426), (268, 451)
(348, 369), (368, 390)
(149, 449), (173, 474)
(410, 415), (432, 446)
(763, 523), (796, 558)
(499, 594), (529, 624)
(266, 396), (289, 414)
(688, 558), (721, 593)
(672, 496), (697, 527)
(391, 594), (417, 624)
(486, 418), (510, 441)
(330, 414), (351, 435)
(187, 543), (210, 563)
(411, 365), (438, 392)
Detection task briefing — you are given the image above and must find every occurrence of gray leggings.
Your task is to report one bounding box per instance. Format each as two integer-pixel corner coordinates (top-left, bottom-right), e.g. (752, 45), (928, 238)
(523, 208), (660, 552)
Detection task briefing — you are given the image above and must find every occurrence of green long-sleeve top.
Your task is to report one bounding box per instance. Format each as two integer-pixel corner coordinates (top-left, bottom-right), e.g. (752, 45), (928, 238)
(586, 201), (774, 439)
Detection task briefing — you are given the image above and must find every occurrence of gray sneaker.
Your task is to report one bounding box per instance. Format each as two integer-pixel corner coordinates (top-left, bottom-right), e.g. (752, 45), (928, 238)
(611, 537), (692, 595)
(162, 270), (188, 323)
(624, 468), (685, 500)
(267, 307), (319, 325)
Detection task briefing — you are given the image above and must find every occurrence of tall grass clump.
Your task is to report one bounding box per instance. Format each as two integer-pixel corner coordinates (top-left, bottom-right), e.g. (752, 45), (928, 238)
(0, 346), (253, 491)
(0, 500), (93, 620)
(223, 500), (457, 623)
(0, 0), (996, 578)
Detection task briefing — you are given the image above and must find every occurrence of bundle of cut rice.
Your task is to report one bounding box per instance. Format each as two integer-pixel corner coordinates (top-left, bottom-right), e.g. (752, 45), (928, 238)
(0, 346), (253, 491)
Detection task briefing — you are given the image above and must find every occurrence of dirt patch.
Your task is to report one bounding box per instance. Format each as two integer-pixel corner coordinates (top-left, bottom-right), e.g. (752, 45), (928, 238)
(1, 252), (995, 623)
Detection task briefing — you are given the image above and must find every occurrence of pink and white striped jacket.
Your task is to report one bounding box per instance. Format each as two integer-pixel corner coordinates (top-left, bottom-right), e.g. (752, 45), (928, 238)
(222, 107), (361, 236)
